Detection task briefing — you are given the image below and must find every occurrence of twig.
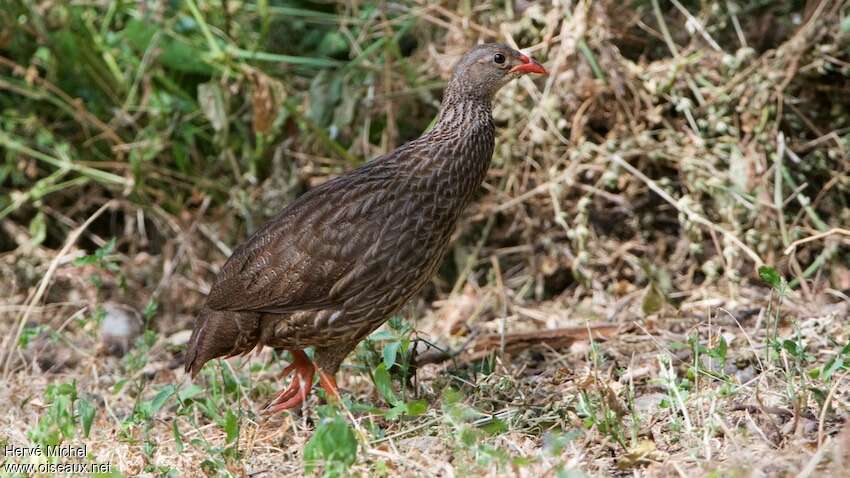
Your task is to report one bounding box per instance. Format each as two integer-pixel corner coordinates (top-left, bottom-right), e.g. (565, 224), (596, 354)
(775, 133), (789, 246)
(818, 371), (849, 447)
(783, 228), (850, 255)
(726, 1), (748, 48)
(651, 0), (680, 56)
(670, 0), (723, 52)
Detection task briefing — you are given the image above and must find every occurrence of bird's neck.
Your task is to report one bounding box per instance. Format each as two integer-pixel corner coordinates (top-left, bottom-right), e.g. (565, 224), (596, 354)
(408, 96), (495, 205)
(433, 89), (492, 127)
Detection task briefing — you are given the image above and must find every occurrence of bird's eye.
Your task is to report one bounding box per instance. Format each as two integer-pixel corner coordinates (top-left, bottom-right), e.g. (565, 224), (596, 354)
(493, 53), (505, 64)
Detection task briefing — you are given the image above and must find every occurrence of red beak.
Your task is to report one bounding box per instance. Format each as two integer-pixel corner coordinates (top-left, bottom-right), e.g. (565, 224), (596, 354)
(510, 53), (547, 75)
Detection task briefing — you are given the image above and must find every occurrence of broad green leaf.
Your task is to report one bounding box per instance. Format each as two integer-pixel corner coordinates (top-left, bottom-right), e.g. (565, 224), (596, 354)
(149, 385), (176, 415)
(77, 399), (96, 438)
(368, 330), (395, 341)
(382, 341), (401, 370)
(222, 409), (239, 443)
(782, 339), (802, 358)
(822, 356), (843, 380)
(304, 413), (358, 476)
(178, 384), (204, 402)
(404, 399), (428, 416)
(372, 363), (398, 406)
(481, 418), (508, 435)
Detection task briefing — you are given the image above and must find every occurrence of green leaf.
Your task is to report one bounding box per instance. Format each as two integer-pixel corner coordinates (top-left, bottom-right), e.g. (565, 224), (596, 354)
(123, 19), (212, 74)
(178, 384), (204, 402)
(821, 356), (843, 381)
(143, 299), (158, 320)
(710, 336), (728, 362)
(384, 403), (406, 421)
(222, 409), (239, 443)
(77, 399), (96, 438)
(372, 363), (398, 406)
(149, 385), (176, 415)
(758, 266), (782, 289)
(28, 211), (47, 246)
(172, 421), (184, 453)
(112, 378), (128, 394)
(442, 387), (463, 406)
(641, 284), (665, 316)
(318, 31), (349, 57)
(96, 238), (117, 259)
(382, 341), (401, 370)
(404, 399), (428, 416)
(73, 237), (117, 268)
(18, 325), (44, 348)
(304, 413), (358, 476)
(782, 339), (802, 358)
(481, 418), (508, 436)
(459, 426), (478, 446)
(368, 330), (396, 341)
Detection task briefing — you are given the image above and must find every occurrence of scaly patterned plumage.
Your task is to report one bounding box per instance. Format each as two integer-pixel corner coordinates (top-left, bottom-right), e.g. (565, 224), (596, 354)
(184, 44), (546, 410)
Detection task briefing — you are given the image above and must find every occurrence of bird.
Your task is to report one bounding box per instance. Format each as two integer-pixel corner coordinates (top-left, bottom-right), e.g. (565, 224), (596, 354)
(184, 43), (547, 413)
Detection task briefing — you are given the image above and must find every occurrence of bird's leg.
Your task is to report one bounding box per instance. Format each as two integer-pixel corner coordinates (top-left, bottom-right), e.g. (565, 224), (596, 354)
(317, 369), (341, 403)
(313, 343), (354, 405)
(263, 350), (315, 413)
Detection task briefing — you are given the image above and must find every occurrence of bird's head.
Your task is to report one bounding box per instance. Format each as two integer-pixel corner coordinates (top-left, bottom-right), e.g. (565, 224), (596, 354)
(446, 43), (547, 102)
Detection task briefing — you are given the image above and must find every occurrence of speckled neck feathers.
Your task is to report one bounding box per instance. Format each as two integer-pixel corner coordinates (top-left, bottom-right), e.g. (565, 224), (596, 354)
(394, 88), (496, 208)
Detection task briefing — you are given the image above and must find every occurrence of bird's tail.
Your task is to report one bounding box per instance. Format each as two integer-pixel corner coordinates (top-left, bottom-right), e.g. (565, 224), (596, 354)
(184, 306), (261, 377)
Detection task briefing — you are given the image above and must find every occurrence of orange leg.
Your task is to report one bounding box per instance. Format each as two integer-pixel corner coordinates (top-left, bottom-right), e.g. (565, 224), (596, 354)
(264, 350), (315, 414)
(318, 369), (341, 403)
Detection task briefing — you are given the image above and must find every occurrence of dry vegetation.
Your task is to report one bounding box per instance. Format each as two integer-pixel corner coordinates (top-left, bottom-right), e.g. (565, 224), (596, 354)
(2, 0), (850, 476)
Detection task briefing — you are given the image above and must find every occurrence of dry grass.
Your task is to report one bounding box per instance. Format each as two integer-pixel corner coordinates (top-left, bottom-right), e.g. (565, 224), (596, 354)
(2, 1), (850, 476)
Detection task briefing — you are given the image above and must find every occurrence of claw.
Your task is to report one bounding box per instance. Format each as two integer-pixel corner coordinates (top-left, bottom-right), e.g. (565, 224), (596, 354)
(262, 350), (315, 414)
(265, 371), (314, 414)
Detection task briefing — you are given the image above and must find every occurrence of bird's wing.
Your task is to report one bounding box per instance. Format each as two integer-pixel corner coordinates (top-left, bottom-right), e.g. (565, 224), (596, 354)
(205, 158), (404, 314)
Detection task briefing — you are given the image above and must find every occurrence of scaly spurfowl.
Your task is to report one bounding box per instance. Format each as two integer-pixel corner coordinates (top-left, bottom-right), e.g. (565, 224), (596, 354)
(185, 44), (547, 412)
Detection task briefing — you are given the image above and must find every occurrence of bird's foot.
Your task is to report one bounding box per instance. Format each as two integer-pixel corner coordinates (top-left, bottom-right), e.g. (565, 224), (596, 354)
(263, 350), (314, 414)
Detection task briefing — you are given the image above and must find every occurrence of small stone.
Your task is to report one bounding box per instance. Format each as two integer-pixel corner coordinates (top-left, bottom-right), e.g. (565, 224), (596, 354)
(167, 329), (193, 347)
(100, 303), (143, 357)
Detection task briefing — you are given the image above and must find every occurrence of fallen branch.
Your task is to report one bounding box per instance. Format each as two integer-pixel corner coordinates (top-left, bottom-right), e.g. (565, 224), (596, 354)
(414, 324), (619, 367)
